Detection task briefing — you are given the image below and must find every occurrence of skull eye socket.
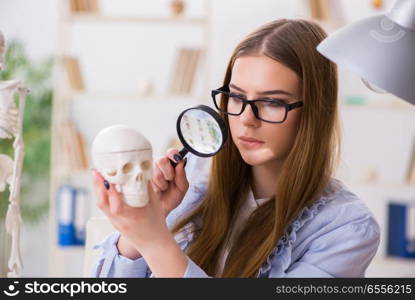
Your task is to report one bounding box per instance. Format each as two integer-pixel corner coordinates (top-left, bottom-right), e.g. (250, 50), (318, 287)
(140, 160), (151, 170)
(122, 162), (133, 174)
(106, 170), (117, 177)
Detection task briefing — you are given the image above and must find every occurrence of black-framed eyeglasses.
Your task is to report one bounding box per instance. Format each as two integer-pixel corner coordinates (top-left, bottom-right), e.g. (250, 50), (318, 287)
(211, 86), (303, 124)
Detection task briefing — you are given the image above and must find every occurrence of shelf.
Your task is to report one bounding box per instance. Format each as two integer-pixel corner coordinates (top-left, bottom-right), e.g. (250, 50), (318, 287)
(64, 13), (208, 25)
(340, 102), (415, 113)
(366, 255), (415, 277)
(344, 182), (415, 190)
(71, 91), (206, 103)
(55, 245), (85, 254)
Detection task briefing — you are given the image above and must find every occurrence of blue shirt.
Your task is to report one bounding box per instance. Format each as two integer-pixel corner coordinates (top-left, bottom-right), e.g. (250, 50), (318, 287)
(91, 153), (380, 278)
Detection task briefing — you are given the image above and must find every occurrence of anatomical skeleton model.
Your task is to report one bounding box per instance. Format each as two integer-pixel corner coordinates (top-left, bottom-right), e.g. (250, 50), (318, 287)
(0, 30), (29, 277)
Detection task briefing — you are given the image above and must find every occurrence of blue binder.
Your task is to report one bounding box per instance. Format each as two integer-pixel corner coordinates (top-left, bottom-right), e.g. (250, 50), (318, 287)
(57, 185), (88, 246)
(387, 201), (415, 258)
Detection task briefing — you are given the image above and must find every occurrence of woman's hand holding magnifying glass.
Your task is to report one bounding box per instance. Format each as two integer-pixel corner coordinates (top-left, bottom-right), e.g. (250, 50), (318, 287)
(152, 147), (189, 217)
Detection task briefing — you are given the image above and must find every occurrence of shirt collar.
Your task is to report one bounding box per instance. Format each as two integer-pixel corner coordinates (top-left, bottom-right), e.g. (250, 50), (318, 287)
(247, 187), (271, 208)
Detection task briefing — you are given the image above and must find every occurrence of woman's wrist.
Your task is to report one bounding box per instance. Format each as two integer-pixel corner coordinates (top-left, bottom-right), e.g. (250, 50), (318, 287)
(116, 235), (142, 260)
(136, 226), (174, 257)
(138, 230), (188, 277)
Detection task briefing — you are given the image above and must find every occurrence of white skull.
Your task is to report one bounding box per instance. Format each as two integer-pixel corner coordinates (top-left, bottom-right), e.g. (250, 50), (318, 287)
(91, 125), (153, 207)
(0, 154), (13, 192)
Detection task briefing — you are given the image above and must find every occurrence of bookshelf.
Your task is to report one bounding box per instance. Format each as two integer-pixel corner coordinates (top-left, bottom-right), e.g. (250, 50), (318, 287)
(338, 102), (415, 275)
(64, 14), (207, 24)
(48, 0), (211, 277)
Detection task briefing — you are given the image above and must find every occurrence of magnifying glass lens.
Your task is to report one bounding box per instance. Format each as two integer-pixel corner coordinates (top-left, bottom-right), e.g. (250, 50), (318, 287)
(180, 109), (223, 155)
(171, 105), (227, 167)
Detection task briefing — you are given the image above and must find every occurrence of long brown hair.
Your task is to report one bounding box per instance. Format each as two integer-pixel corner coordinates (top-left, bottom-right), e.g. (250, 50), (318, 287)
(171, 19), (340, 277)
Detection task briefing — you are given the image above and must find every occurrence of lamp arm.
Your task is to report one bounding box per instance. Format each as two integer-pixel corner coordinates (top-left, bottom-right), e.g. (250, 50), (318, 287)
(387, 0), (415, 31)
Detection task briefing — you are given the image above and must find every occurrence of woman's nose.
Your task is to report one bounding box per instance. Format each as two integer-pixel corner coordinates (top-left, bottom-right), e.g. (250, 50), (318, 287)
(239, 103), (260, 127)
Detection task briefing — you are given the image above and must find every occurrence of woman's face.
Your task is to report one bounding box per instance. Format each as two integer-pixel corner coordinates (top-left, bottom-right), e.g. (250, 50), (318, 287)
(228, 55), (302, 167)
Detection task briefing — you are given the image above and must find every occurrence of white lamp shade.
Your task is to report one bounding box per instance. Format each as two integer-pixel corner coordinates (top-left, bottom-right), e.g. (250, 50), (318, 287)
(317, 15), (415, 105)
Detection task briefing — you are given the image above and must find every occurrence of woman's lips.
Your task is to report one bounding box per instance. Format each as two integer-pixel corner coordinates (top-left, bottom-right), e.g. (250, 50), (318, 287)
(238, 136), (264, 148)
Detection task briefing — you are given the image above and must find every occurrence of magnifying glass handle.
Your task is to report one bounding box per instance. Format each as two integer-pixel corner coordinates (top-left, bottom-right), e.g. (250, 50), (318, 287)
(170, 147), (188, 168)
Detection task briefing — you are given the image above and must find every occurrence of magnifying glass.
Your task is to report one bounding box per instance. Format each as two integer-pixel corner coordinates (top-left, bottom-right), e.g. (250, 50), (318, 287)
(171, 105), (228, 167)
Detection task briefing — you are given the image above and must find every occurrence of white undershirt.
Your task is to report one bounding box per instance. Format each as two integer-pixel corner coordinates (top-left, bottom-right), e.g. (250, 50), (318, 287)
(216, 189), (270, 276)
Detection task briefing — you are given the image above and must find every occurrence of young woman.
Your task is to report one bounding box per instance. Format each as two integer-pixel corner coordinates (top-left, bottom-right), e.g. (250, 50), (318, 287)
(91, 19), (380, 278)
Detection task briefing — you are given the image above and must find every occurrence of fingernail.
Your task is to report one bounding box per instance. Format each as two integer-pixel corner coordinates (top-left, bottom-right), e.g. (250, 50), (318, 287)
(173, 154), (182, 163)
(103, 180), (110, 190)
(184, 157), (188, 167)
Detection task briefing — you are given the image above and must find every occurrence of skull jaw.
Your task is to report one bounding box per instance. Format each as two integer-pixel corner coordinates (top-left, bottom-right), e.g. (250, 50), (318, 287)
(120, 178), (149, 207)
(122, 192), (149, 207)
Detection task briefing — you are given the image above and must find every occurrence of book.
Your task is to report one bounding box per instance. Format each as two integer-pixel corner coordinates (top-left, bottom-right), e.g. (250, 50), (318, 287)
(69, 0), (80, 13)
(59, 121), (88, 171)
(169, 48), (187, 95)
(85, 0), (100, 13)
(62, 56), (85, 92)
(69, 0), (100, 13)
(183, 48), (201, 94)
(177, 48), (191, 95)
(169, 48), (202, 96)
(309, 0), (330, 21)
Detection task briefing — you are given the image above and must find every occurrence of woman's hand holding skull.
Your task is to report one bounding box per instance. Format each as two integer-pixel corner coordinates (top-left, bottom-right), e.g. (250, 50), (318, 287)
(92, 148), (189, 259)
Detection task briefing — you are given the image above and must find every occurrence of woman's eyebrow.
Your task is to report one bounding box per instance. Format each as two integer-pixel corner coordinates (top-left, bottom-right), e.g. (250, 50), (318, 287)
(229, 83), (294, 97)
(229, 83), (245, 93)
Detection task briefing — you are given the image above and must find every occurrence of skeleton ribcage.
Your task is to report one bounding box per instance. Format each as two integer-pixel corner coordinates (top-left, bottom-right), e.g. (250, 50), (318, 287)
(0, 102), (18, 139)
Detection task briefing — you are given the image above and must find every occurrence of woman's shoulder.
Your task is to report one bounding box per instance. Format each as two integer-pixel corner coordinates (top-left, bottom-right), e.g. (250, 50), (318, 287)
(311, 178), (379, 228)
(286, 177), (381, 255)
(260, 178), (381, 277)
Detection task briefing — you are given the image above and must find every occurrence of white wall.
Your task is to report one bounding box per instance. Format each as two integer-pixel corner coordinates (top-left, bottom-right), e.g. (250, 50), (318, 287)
(0, 0), (59, 61)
